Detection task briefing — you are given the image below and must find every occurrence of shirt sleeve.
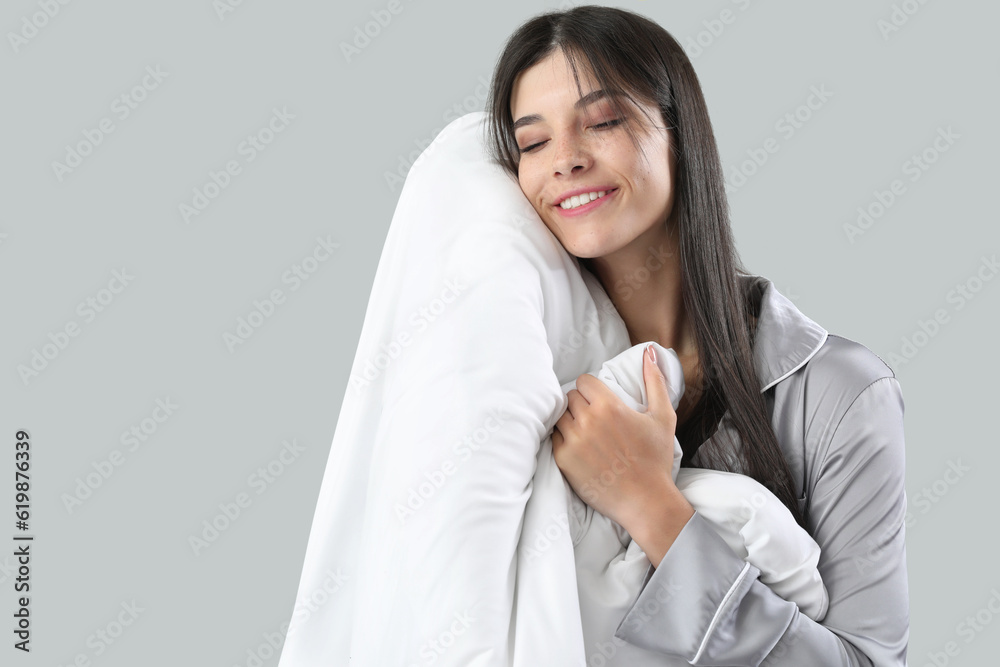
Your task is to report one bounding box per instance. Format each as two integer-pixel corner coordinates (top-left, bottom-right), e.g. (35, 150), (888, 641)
(612, 376), (910, 666)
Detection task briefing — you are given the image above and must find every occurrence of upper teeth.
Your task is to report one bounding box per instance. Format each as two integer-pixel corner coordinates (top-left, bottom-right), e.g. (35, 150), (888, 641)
(560, 190), (608, 210)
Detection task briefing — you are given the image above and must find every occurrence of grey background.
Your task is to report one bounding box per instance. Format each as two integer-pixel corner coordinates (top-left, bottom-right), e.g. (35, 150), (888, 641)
(1, 0), (995, 665)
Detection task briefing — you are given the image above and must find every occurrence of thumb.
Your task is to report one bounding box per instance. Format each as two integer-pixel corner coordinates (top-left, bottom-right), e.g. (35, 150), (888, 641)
(643, 344), (675, 419)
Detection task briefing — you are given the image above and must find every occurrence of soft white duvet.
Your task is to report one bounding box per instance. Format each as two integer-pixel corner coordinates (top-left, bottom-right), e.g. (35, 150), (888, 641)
(276, 111), (826, 667)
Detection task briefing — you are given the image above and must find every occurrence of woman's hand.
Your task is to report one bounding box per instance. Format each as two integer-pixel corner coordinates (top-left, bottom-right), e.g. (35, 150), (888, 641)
(552, 344), (694, 566)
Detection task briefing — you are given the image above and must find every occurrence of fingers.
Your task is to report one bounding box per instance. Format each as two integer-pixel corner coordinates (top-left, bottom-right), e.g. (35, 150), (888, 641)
(643, 344), (676, 422)
(557, 384), (589, 450)
(574, 372), (615, 404)
(564, 381), (594, 420)
(554, 397), (575, 449)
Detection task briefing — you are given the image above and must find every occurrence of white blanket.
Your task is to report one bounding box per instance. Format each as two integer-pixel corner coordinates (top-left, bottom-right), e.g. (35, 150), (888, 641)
(277, 111), (825, 667)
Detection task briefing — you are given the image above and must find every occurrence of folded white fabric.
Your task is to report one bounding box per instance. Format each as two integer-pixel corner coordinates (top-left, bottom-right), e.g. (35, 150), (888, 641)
(278, 110), (632, 667)
(560, 342), (829, 666)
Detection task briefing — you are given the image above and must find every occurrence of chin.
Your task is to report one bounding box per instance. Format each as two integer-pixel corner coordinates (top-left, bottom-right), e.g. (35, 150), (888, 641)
(563, 245), (609, 261)
(566, 247), (601, 260)
(560, 234), (624, 261)
(552, 235), (590, 256)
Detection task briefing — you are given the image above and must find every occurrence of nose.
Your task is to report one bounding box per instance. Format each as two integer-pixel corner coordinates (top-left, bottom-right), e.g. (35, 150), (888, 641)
(551, 130), (592, 176)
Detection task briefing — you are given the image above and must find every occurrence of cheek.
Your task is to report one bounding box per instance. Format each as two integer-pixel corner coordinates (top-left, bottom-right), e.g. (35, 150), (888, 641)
(517, 170), (543, 208)
(630, 152), (672, 203)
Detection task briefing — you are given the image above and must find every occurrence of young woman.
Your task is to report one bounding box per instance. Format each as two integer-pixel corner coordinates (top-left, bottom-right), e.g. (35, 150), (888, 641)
(486, 6), (909, 665)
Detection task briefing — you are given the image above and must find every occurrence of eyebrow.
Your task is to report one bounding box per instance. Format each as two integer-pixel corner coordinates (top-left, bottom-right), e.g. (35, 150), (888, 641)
(512, 89), (613, 132)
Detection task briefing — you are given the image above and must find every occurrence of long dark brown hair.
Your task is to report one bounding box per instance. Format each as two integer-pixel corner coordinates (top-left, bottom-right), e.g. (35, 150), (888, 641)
(484, 5), (805, 527)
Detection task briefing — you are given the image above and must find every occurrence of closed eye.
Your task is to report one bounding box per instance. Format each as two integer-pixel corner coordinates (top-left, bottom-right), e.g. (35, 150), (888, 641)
(519, 140), (546, 154)
(517, 118), (624, 154)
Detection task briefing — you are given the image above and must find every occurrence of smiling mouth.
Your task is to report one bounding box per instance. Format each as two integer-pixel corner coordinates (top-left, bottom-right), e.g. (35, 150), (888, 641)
(557, 189), (615, 210)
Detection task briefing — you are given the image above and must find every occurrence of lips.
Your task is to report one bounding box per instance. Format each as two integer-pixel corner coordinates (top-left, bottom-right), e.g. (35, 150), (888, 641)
(553, 187), (618, 217)
(553, 185), (618, 210)
(554, 186), (618, 208)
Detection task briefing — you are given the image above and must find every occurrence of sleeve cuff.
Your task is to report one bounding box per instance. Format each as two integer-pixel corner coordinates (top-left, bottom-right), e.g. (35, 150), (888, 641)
(613, 510), (760, 659)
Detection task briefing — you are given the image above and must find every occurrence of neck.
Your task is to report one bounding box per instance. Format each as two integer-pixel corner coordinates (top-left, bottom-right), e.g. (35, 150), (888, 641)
(581, 221), (697, 358)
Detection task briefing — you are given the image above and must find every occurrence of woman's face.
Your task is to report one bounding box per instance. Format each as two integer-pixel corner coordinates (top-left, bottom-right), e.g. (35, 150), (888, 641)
(510, 48), (676, 260)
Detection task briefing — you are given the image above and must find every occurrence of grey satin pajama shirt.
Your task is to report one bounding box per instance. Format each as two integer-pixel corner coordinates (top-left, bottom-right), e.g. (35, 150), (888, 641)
(612, 274), (909, 666)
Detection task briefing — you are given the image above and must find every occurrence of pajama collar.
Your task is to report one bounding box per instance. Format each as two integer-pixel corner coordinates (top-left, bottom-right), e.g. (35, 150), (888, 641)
(741, 274), (829, 393)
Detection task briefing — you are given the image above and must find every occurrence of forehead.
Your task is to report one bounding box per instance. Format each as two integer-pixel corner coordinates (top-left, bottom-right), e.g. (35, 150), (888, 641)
(510, 49), (603, 115)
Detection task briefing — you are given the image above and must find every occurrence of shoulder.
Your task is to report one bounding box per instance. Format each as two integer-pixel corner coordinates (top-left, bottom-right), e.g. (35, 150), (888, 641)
(771, 328), (900, 438)
(785, 333), (906, 498)
(774, 333), (903, 478)
(791, 332), (903, 437)
(802, 333), (897, 397)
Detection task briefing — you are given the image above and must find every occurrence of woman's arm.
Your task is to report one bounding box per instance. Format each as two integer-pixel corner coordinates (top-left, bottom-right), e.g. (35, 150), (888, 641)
(613, 376), (909, 666)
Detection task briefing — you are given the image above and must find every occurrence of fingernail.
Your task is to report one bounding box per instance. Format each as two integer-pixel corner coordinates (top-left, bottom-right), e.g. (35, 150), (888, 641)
(646, 344), (656, 364)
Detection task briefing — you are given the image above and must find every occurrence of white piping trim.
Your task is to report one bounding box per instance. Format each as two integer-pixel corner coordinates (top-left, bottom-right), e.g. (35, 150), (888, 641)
(759, 332), (829, 393)
(691, 562), (754, 664)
